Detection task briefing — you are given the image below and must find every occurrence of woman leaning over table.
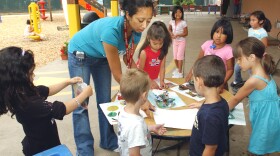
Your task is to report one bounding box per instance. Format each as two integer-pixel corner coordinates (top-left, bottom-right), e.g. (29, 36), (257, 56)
(67, 0), (154, 155)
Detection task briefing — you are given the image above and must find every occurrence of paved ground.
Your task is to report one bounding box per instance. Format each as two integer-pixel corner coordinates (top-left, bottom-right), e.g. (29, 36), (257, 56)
(0, 12), (279, 156)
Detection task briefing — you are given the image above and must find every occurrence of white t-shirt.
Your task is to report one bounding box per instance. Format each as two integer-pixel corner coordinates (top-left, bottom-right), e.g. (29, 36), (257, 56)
(118, 107), (152, 156)
(24, 25), (35, 37)
(169, 20), (187, 41)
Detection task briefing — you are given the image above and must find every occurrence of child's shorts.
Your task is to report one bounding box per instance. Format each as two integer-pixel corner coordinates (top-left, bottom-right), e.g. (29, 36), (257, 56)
(173, 39), (186, 60)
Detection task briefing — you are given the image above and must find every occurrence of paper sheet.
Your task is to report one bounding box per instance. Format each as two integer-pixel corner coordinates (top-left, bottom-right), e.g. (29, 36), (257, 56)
(229, 103), (246, 125)
(153, 108), (199, 129)
(170, 82), (205, 101)
(100, 101), (147, 125)
(148, 89), (186, 108)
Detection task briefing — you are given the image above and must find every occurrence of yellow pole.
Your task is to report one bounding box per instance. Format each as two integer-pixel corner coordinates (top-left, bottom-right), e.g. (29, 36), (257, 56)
(28, 2), (41, 34)
(111, 0), (119, 16)
(67, 0), (81, 38)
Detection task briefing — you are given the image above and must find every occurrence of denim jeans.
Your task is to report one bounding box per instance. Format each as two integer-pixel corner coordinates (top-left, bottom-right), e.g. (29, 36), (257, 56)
(68, 53), (118, 155)
(234, 63), (243, 83)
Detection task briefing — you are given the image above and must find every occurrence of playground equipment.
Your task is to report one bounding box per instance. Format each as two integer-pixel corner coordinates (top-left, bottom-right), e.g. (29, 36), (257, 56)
(37, 0), (48, 20)
(28, 2), (42, 40)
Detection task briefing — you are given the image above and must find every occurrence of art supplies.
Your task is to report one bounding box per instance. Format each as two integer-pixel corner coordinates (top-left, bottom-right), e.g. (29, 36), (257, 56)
(148, 89), (186, 108)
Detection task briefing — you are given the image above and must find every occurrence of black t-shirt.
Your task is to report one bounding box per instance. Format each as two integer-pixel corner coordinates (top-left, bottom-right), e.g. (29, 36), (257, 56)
(15, 86), (66, 156)
(189, 98), (229, 156)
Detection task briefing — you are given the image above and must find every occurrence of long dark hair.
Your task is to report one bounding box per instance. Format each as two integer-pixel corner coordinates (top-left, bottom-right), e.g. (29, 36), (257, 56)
(250, 10), (272, 32)
(0, 46), (36, 117)
(211, 18), (233, 44)
(171, 6), (184, 20)
(138, 21), (172, 60)
(121, 0), (154, 17)
(235, 37), (276, 75)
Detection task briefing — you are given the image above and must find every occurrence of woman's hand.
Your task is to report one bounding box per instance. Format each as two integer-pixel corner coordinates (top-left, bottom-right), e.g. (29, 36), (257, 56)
(150, 124), (167, 135)
(69, 77), (83, 85)
(188, 102), (202, 109)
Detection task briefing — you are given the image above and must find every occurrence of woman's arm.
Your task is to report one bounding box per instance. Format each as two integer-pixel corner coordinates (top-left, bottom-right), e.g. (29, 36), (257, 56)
(48, 77), (83, 96)
(103, 42), (123, 83)
(228, 78), (256, 110)
(185, 49), (205, 82)
(159, 56), (166, 88)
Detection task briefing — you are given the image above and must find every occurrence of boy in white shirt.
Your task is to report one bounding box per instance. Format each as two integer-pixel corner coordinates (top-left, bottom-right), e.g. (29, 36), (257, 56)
(117, 69), (166, 156)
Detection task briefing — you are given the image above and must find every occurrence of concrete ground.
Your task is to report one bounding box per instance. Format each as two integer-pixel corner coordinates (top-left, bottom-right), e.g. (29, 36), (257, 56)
(0, 12), (279, 156)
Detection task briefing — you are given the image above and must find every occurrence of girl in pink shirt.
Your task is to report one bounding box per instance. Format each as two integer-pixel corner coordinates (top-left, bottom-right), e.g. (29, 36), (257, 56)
(138, 21), (172, 89)
(185, 18), (234, 91)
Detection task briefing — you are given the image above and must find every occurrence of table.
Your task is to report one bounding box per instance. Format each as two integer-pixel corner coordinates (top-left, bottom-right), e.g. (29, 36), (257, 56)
(144, 78), (234, 155)
(157, 5), (173, 15)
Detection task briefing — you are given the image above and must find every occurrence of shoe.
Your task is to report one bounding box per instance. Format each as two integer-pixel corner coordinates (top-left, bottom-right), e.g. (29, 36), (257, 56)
(172, 68), (179, 75)
(172, 72), (183, 78)
(230, 81), (245, 88)
(113, 147), (120, 152)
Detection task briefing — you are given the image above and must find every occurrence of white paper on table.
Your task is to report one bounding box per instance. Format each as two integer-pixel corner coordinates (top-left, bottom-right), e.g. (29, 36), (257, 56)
(229, 103), (246, 126)
(170, 82), (205, 101)
(153, 108), (199, 129)
(100, 101), (147, 125)
(148, 89), (186, 108)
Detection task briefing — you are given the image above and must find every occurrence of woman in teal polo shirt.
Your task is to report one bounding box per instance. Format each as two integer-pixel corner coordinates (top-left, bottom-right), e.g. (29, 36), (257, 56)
(68, 0), (154, 155)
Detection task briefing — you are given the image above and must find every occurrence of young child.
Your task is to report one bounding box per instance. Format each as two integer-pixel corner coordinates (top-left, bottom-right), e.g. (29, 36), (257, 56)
(185, 18), (234, 91)
(24, 19), (35, 37)
(189, 55), (229, 156)
(228, 37), (280, 155)
(231, 10), (272, 91)
(0, 46), (93, 155)
(117, 68), (166, 156)
(168, 6), (188, 78)
(138, 21), (172, 89)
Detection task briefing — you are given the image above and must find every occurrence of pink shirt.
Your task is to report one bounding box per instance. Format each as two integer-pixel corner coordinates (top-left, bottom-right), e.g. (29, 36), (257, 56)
(201, 40), (233, 69)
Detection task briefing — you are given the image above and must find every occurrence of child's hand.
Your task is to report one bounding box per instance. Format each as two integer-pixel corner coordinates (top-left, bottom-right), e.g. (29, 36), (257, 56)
(185, 74), (192, 83)
(151, 124), (167, 135)
(83, 85), (93, 97)
(160, 81), (167, 89)
(151, 80), (160, 89)
(188, 102), (202, 109)
(69, 77), (83, 84)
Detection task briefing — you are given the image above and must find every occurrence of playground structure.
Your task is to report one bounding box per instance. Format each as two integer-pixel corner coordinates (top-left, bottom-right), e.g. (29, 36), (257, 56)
(66, 0), (119, 37)
(37, 0), (48, 20)
(28, 2), (42, 40)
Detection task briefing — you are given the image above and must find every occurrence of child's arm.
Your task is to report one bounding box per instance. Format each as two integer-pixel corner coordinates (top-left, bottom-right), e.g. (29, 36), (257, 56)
(168, 24), (175, 39)
(261, 37), (268, 48)
(228, 78), (256, 110)
(29, 25), (34, 33)
(176, 26), (188, 38)
(223, 58), (234, 90)
(48, 77), (83, 96)
(148, 124), (167, 135)
(202, 144), (218, 156)
(185, 49), (205, 82)
(159, 56), (166, 88)
(64, 85), (93, 114)
(129, 146), (141, 156)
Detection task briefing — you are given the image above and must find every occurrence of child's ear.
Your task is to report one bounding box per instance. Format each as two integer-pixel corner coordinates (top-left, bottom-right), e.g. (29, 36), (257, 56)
(249, 54), (256, 61)
(195, 77), (204, 87)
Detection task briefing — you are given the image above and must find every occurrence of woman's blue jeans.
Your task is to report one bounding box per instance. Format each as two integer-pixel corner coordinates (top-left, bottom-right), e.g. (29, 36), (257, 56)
(234, 63), (243, 83)
(68, 53), (118, 155)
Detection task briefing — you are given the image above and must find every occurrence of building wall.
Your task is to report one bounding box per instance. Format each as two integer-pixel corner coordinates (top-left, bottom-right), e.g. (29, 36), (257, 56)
(242, 0), (280, 39)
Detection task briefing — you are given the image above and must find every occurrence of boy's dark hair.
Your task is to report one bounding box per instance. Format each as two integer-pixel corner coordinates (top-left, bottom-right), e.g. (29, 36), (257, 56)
(26, 19), (31, 25)
(193, 55), (226, 87)
(235, 37), (276, 75)
(121, 0), (153, 17)
(120, 69), (150, 103)
(0, 46), (36, 117)
(211, 18), (233, 44)
(250, 10), (272, 32)
(171, 6), (184, 20)
(138, 21), (172, 60)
